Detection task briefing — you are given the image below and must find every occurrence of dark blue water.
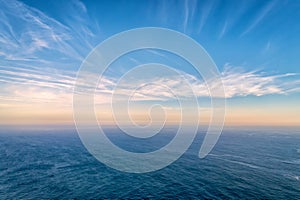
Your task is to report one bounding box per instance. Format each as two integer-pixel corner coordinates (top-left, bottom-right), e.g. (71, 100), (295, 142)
(0, 126), (300, 199)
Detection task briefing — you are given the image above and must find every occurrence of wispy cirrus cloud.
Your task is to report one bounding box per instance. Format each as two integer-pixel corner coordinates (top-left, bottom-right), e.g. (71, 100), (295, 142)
(240, 0), (278, 37)
(106, 66), (300, 100)
(0, 0), (104, 110)
(0, 64), (114, 105)
(0, 0), (97, 64)
(220, 66), (297, 97)
(1, 64), (299, 108)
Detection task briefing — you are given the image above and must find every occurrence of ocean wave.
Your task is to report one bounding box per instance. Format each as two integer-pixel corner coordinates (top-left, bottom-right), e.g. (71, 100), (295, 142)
(209, 154), (262, 169)
(282, 159), (300, 165)
(284, 174), (300, 181)
(227, 160), (262, 169)
(209, 153), (244, 159)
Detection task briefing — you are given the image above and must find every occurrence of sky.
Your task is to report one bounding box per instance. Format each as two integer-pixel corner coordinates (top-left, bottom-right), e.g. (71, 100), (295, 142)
(0, 0), (300, 127)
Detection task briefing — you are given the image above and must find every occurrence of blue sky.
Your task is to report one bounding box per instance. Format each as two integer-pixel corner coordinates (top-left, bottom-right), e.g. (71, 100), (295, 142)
(0, 0), (300, 126)
(13, 0), (300, 72)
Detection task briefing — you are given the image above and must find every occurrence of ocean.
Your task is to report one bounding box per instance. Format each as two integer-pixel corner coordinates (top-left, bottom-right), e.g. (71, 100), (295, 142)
(0, 126), (299, 199)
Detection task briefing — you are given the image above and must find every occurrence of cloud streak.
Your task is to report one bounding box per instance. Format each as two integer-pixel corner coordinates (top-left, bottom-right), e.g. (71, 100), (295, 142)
(117, 66), (299, 100)
(1, 65), (299, 109)
(0, 0), (97, 64)
(240, 0), (278, 36)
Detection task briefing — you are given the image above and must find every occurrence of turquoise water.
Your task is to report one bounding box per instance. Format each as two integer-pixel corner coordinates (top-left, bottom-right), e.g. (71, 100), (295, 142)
(0, 127), (300, 199)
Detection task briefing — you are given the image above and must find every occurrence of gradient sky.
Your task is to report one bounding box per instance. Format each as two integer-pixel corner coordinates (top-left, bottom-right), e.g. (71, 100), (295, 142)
(0, 0), (300, 126)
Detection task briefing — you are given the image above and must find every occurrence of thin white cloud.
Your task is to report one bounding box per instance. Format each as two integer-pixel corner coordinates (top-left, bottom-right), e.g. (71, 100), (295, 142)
(240, 0), (277, 36)
(73, 0), (87, 13)
(108, 66), (300, 100)
(0, 0), (96, 63)
(217, 1), (248, 40)
(0, 0), (105, 108)
(196, 0), (214, 33)
(220, 66), (291, 97)
(218, 20), (228, 40)
(0, 64), (299, 108)
(183, 0), (189, 33)
(0, 64), (116, 105)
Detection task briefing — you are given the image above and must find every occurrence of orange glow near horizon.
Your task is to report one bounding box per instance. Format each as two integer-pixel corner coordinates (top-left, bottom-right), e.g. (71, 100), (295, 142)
(1, 101), (300, 127)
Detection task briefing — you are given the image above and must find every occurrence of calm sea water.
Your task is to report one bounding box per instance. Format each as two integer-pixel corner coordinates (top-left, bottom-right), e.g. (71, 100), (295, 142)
(0, 126), (299, 199)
